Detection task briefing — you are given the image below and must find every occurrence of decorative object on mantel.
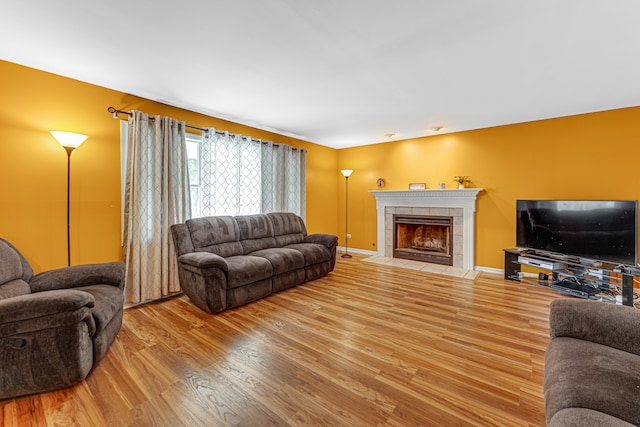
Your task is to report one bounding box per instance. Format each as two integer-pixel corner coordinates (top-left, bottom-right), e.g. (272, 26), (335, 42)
(376, 178), (385, 189)
(409, 183), (426, 190)
(453, 175), (471, 189)
(438, 182), (446, 189)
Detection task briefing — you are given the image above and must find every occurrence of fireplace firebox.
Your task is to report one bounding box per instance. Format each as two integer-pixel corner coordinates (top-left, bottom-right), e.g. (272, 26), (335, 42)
(393, 214), (453, 265)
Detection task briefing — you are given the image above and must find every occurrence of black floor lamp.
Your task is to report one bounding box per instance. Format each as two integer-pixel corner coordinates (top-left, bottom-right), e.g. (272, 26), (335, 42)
(50, 131), (88, 267)
(340, 169), (353, 259)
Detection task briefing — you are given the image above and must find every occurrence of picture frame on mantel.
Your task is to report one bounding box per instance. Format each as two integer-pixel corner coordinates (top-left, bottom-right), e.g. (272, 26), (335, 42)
(409, 183), (426, 190)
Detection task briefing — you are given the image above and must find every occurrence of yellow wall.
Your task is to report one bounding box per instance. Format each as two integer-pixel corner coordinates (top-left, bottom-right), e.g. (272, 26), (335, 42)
(0, 60), (337, 272)
(2, 59), (638, 273)
(338, 106), (640, 269)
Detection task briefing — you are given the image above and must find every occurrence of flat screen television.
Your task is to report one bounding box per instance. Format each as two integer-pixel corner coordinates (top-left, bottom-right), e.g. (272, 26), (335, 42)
(516, 200), (638, 266)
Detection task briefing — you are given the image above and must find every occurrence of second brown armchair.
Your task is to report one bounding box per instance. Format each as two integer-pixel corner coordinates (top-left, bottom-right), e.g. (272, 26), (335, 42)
(0, 238), (125, 400)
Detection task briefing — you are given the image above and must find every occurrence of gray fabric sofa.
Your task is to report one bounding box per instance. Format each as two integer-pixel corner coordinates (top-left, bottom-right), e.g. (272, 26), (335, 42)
(171, 212), (338, 313)
(545, 298), (640, 426)
(0, 238), (125, 400)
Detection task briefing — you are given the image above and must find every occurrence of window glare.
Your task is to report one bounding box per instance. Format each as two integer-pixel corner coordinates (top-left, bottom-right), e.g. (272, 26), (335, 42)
(186, 140), (199, 159)
(186, 134), (202, 213)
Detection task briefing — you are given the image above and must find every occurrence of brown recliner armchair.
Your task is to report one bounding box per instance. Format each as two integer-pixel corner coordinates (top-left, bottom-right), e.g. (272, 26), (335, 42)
(0, 238), (125, 400)
(545, 298), (640, 426)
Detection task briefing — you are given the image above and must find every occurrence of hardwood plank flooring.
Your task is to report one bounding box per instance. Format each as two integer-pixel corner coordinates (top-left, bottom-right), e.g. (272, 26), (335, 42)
(0, 255), (563, 426)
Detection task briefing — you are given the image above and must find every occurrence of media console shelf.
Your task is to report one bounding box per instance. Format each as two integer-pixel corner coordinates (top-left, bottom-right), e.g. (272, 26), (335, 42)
(504, 248), (637, 307)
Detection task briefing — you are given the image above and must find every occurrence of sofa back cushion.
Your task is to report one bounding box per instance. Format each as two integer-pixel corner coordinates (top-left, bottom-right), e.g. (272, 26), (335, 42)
(170, 224), (194, 257)
(268, 213), (307, 247)
(185, 216), (243, 258)
(0, 239), (34, 299)
(0, 279), (31, 300)
(236, 214), (277, 254)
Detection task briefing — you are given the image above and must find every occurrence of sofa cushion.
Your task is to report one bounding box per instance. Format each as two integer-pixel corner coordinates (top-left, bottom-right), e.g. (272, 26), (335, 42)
(548, 408), (636, 427)
(250, 247), (305, 275)
(285, 243), (331, 266)
(268, 212), (306, 246)
(186, 216), (243, 257)
(225, 256), (273, 289)
(74, 285), (125, 336)
(545, 336), (640, 426)
(0, 279), (31, 300)
(0, 239), (33, 285)
(549, 298), (640, 357)
(29, 263), (125, 293)
(236, 214), (277, 254)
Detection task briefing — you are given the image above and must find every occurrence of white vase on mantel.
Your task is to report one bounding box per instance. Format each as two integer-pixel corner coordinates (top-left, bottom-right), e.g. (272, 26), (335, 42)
(458, 184), (465, 189)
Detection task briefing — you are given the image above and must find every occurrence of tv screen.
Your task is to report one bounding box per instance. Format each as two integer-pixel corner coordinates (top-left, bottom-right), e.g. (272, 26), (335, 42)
(516, 200), (638, 265)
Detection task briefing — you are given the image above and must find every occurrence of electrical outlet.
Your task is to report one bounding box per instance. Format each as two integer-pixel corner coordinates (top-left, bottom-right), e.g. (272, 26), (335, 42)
(346, 233), (352, 238)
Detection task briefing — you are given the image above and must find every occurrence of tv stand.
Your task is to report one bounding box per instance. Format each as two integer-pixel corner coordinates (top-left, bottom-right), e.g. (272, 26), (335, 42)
(504, 248), (636, 307)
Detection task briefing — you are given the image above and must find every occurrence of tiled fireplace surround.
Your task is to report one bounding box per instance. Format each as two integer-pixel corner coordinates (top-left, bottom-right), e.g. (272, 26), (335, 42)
(369, 189), (483, 272)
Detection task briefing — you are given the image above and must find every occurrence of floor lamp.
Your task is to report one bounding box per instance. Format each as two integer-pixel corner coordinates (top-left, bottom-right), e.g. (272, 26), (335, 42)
(50, 131), (88, 267)
(340, 169), (353, 259)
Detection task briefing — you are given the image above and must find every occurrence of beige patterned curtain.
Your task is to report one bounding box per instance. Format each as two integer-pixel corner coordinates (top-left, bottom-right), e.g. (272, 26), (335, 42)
(199, 130), (306, 218)
(261, 141), (306, 219)
(123, 111), (191, 305)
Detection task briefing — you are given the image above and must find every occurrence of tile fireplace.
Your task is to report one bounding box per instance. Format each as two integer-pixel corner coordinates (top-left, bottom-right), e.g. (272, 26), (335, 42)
(369, 189), (483, 270)
(394, 214), (453, 265)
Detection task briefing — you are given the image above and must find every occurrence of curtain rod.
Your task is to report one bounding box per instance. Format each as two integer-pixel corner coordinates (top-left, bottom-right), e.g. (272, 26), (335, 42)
(108, 106), (208, 133)
(107, 106), (301, 150)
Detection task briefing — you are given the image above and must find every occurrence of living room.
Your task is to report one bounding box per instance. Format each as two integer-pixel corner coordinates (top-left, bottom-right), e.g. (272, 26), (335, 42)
(2, 57), (638, 274)
(2, 2), (640, 426)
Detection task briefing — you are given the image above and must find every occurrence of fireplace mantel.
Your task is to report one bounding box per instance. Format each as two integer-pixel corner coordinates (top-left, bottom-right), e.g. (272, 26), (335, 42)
(369, 189), (483, 270)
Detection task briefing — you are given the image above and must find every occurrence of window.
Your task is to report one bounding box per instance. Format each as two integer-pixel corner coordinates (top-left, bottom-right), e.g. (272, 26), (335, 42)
(185, 133), (202, 218)
(199, 132), (263, 217)
(122, 122), (305, 221)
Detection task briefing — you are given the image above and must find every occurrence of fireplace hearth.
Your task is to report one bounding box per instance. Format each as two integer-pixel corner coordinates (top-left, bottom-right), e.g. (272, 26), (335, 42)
(394, 214), (453, 265)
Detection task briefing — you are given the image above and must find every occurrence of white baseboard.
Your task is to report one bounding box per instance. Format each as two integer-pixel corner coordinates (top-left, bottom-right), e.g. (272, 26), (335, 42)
(337, 246), (377, 256)
(340, 249), (511, 277)
(474, 266), (504, 275)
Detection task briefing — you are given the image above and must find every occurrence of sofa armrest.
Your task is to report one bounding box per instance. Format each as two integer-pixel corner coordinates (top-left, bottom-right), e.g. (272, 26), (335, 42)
(29, 262), (125, 293)
(304, 233), (338, 249)
(0, 289), (95, 325)
(549, 298), (640, 355)
(178, 252), (229, 272)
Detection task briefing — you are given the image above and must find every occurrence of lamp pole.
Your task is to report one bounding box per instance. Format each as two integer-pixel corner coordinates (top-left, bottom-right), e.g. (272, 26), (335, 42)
(64, 147), (74, 267)
(341, 169), (353, 259)
(50, 131), (88, 267)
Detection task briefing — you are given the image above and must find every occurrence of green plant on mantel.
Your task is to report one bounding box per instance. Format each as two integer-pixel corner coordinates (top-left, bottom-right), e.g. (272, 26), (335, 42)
(453, 175), (471, 186)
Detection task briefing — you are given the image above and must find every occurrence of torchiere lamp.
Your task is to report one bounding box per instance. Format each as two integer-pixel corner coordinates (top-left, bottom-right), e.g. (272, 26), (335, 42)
(50, 131), (88, 266)
(340, 169), (353, 259)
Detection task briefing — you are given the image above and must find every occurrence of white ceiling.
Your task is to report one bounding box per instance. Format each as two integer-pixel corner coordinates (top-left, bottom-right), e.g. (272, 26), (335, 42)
(1, 0), (639, 148)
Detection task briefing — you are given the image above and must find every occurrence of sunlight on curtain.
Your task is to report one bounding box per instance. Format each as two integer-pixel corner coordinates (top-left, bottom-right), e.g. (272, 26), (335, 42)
(200, 130), (305, 218)
(200, 131), (260, 215)
(122, 111), (191, 305)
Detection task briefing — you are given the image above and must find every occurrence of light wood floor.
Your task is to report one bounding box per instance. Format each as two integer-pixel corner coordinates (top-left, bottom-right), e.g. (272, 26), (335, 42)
(1, 255), (562, 427)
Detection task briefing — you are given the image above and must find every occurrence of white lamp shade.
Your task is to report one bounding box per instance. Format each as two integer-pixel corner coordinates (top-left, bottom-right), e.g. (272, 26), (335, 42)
(50, 131), (88, 149)
(341, 169), (353, 177)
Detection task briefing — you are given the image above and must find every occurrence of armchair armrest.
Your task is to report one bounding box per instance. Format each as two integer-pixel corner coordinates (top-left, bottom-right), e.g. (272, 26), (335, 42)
(175, 252), (228, 314)
(0, 289), (95, 325)
(304, 233), (338, 249)
(549, 298), (640, 355)
(178, 252), (229, 273)
(29, 262), (125, 293)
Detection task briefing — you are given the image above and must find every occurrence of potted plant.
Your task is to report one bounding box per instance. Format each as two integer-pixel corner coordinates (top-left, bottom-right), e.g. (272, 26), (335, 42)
(453, 175), (471, 189)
